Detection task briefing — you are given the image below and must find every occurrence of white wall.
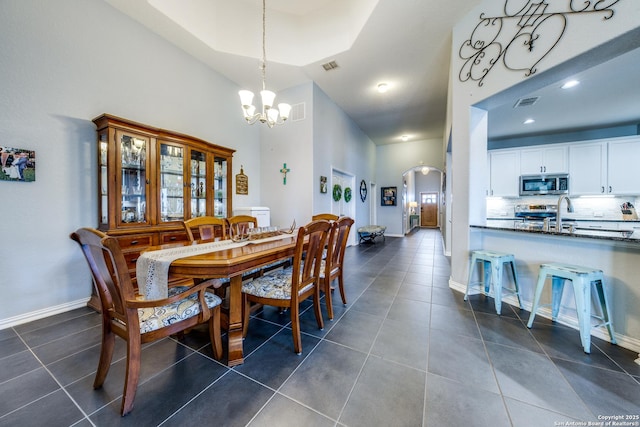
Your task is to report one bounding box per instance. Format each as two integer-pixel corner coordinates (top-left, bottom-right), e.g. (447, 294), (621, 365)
(312, 84), (376, 232)
(376, 139), (444, 236)
(0, 0), (258, 322)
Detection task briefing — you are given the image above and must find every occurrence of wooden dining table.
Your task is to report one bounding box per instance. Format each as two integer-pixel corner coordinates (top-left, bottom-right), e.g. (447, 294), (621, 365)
(159, 235), (298, 366)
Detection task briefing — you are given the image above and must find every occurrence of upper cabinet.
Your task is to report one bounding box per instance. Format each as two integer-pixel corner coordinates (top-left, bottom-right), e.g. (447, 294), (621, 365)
(93, 114), (234, 233)
(520, 145), (568, 175)
(569, 136), (640, 196)
(488, 149), (520, 197)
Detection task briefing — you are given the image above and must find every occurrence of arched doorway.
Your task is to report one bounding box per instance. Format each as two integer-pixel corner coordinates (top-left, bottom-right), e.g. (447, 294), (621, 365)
(401, 165), (444, 235)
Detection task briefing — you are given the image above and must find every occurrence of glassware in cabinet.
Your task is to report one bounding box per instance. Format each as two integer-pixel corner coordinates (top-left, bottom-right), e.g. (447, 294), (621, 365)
(159, 143), (184, 223)
(213, 155), (227, 218)
(189, 149), (207, 218)
(98, 131), (109, 226)
(118, 132), (148, 226)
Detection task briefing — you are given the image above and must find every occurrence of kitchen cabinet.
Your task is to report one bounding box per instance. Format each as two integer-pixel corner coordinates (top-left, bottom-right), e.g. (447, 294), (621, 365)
(568, 141), (606, 195)
(520, 145), (568, 175)
(569, 136), (640, 196)
(607, 137), (640, 195)
(488, 149), (520, 197)
(92, 114), (234, 284)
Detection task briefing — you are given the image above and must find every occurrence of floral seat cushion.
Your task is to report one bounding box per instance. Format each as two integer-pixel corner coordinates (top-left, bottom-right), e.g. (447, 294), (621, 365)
(242, 267), (313, 300)
(137, 286), (222, 334)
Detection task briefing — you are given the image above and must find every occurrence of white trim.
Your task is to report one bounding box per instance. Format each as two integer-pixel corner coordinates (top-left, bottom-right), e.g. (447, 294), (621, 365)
(0, 298), (91, 330)
(448, 279), (640, 354)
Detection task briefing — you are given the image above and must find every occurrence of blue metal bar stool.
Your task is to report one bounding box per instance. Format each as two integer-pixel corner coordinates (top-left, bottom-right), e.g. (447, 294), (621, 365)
(527, 263), (617, 353)
(464, 250), (523, 315)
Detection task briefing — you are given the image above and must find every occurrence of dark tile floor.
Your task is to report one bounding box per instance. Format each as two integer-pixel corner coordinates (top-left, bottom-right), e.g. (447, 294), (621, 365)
(2, 229), (639, 426)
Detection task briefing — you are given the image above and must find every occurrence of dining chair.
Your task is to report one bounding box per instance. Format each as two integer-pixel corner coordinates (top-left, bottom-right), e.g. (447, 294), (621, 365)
(182, 216), (228, 243)
(226, 214), (258, 239)
(321, 216), (354, 320)
(312, 213), (339, 221)
(242, 220), (332, 354)
(70, 228), (223, 416)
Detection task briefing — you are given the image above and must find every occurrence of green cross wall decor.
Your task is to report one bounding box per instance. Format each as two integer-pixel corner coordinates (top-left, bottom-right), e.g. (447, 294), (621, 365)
(280, 163), (290, 185)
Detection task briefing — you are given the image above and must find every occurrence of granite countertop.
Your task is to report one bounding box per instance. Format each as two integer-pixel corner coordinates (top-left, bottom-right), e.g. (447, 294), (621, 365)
(487, 217), (640, 223)
(474, 221), (640, 243)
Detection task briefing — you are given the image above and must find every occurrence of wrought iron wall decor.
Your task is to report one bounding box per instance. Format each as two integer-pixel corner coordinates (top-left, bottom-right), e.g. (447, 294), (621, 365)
(458, 0), (621, 87)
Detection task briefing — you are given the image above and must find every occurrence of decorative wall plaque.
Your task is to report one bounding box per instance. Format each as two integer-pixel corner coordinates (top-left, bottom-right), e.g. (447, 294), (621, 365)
(235, 165), (248, 195)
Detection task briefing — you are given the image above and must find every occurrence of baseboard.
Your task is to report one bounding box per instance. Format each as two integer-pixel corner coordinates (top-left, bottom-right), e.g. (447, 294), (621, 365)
(448, 279), (640, 355)
(0, 298), (90, 330)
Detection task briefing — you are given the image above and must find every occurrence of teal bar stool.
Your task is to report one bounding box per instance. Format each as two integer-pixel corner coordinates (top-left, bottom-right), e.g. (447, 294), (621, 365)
(527, 263), (617, 353)
(464, 250), (523, 315)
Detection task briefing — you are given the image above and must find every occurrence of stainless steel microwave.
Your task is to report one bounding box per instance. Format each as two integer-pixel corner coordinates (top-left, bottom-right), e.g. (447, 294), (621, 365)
(519, 174), (569, 196)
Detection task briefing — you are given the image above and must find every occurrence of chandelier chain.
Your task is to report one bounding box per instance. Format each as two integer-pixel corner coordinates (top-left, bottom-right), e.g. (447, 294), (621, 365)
(261, 0), (267, 91)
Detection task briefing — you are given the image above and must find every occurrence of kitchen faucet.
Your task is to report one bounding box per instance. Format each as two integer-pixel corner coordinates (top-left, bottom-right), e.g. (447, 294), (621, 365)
(556, 194), (574, 233)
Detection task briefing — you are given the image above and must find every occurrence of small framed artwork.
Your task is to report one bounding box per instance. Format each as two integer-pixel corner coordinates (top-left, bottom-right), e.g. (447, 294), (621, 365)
(1, 146), (36, 182)
(320, 176), (327, 193)
(381, 186), (397, 206)
(236, 165), (248, 195)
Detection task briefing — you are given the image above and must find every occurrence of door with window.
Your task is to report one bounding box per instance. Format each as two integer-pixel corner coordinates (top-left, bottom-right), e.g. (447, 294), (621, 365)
(420, 192), (438, 227)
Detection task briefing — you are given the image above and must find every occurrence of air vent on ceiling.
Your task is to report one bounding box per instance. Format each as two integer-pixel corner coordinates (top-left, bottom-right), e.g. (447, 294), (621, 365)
(290, 102), (306, 122)
(513, 96), (540, 108)
(322, 60), (339, 71)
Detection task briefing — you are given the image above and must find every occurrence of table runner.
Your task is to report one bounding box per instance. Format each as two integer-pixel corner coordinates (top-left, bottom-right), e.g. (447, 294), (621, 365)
(136, 233), (295, 300)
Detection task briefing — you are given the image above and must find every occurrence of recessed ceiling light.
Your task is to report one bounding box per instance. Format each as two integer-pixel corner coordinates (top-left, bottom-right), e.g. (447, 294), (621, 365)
(377, 83), (389, 93)
(523, 118), (535, 124)
(561, 80), (580, 89)
(401, 135), (409, 141)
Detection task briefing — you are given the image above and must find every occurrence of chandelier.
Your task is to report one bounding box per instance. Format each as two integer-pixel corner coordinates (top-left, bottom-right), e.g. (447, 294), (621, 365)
(239, 0), (291, 128)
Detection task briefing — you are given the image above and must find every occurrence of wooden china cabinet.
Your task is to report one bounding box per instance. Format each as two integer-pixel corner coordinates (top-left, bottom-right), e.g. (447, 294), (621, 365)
(90, 114), (234, 309)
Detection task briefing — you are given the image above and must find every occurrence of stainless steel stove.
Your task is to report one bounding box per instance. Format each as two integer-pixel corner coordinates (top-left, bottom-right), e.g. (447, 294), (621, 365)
(514, 204), (558, 220)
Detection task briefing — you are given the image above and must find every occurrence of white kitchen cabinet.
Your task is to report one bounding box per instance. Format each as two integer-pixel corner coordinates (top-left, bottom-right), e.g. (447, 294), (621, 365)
(520, 145), (568, 175)
(607, 137), (640, 195)
(489, 149), (520, 197)
(569, 141), (606, 195)
(569, 136), (640, 196)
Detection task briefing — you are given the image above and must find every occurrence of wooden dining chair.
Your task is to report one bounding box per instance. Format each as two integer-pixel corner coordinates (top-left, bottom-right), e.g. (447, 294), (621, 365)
(321, 216), (354, 320)
(70, 227), (223, 416)
(312, 213), (339, 221)
(226, 214), (258, 239)
(183, 216), (228, 243)
(242, 220), (331, 354)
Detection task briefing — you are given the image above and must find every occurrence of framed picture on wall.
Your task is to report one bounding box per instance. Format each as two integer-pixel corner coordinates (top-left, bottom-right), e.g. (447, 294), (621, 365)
(381, 186), (397, 206)
(1, 146), (36, 182)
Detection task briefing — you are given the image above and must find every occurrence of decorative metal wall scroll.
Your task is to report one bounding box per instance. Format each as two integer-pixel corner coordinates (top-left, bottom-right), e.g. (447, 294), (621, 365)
(458, 0), (621, 87)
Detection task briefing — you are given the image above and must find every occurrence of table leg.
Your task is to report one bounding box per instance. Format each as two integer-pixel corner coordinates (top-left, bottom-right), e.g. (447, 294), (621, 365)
(227, 274), (244, 366)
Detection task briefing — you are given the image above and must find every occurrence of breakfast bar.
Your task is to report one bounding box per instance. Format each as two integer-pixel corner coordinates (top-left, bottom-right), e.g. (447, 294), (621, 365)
(465, 222), (640, 361)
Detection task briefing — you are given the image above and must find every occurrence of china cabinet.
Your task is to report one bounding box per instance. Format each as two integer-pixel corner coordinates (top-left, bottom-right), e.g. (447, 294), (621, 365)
(91, 114), (234, 306)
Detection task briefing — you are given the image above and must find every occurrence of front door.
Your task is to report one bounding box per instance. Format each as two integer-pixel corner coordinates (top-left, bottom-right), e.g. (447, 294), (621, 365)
(420, 192), (438, 227)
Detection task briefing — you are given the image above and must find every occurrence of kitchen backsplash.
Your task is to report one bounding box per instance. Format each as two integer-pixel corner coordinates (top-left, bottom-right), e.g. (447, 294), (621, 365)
(487, 196), (640, 220)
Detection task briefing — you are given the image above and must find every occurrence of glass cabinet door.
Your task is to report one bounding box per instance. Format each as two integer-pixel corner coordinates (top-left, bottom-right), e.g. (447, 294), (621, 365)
(98, 131), (109, 227)
(159, 143), (185, 223)
(118, 132), (148, 226)
(189, 149), (207, 218)
(213, 155), (227, 218)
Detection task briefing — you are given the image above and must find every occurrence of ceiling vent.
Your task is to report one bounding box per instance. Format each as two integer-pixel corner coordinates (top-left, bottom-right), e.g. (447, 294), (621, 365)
(322, 60), (339, 71)
(513, 96), (540, 108)
(290, 102), (306, 122)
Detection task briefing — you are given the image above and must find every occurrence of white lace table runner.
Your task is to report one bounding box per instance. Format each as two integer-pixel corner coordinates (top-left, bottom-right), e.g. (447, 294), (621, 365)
(136, 233), (295, 300)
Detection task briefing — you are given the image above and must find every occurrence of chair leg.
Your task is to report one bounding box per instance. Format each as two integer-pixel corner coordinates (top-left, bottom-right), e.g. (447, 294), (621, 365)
(209, 305), (223, 360)
(121, 335), (142, 416)
(290, 302), (302, 355)
(93, 325), (115, 389)
(338, 272), (347, 305)
(594, 280), (617, 344)
(313, 288), (324, 330)
(324, 277), (334, 320)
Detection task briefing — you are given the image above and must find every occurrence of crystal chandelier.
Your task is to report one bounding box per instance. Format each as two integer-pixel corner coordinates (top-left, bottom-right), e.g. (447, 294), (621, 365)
(239, 0), (291, 128)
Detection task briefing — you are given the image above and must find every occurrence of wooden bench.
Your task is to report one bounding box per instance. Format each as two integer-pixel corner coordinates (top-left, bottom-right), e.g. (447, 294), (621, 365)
(357, 225), (386, 244)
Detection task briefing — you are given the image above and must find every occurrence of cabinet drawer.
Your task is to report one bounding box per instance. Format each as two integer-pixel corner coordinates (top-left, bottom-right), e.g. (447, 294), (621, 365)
(115, 234), (153, 250)
(123, 250), (142, 272)
(160, 231), (189, 244)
